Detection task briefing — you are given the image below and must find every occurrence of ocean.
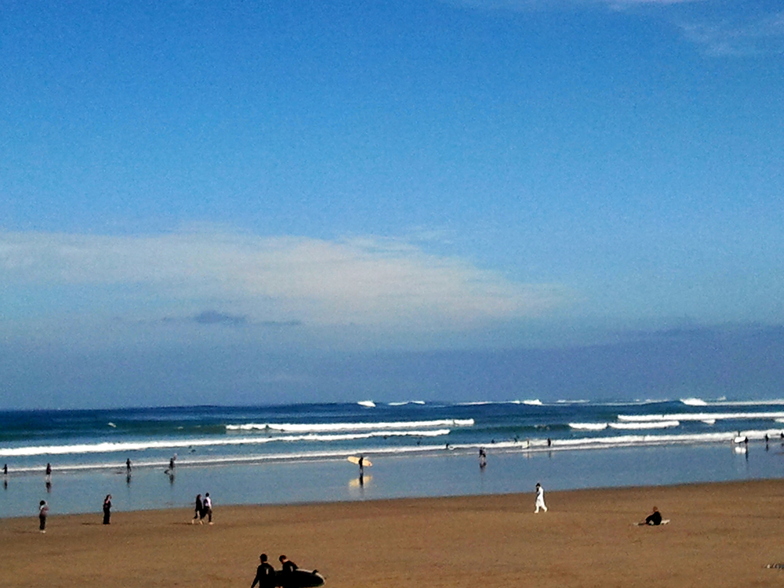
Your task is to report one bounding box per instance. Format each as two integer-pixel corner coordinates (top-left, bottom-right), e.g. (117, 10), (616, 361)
(2, 398), (784, 518)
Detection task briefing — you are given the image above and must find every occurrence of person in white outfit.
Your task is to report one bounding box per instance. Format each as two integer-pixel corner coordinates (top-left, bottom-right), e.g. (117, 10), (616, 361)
(534, 482), (548, 513)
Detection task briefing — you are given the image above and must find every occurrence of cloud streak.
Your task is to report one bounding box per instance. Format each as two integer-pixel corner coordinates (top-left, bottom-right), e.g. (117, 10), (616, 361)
(447, 0), (784, 56)
(675, 11), (784, 56)
(1, 229), (567, 331)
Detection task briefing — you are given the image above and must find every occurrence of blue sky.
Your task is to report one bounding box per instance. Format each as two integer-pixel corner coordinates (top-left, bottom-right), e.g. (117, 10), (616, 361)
(1, 0), (783, 408)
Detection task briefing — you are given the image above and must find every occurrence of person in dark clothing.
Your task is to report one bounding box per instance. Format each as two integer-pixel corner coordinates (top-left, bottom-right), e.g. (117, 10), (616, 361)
(192, 494), (203, 524)
(279, 555), (298, 574)
(102, 494), (112, 524)
(640, 506), (663, 526)
(277, 555), (299, 588)
(251, 553), (276, 588)
(38, 500), (49, 533)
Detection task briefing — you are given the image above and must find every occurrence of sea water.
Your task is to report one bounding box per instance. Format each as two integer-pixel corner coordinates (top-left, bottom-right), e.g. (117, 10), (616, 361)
(1, 398), (783, 518)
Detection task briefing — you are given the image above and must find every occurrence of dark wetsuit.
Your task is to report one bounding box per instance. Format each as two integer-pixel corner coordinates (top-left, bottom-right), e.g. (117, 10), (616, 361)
(645, 511), (663, 526)
(39, 504), (48, 531)
(251, 562), (275, 588)
(103, 499), (112, 524)
(278, 560), (298, 587)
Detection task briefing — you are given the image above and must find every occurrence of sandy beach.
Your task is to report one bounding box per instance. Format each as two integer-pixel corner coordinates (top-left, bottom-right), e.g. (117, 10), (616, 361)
(2, 479), (783, 588)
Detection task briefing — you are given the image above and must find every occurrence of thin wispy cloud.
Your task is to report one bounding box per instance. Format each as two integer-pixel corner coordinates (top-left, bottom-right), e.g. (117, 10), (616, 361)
(676, 11), (784, 56)
(448, 0), (784, 55)
(0, 230), (567, 331)
(447, 0), (704, 12)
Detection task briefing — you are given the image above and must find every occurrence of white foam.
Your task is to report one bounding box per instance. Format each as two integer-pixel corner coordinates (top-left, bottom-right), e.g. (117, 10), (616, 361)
(0, 428), (454, 458)
(226, 419), (474, 433)
(357, 400), (376, 408)
(608, 421), (680, 430)
(387, 401), (426, 406)
(569, 423), (608, 431)
(618, 411), (784, 422)
(523, 399), (543, 406)
(681, 398), (708, 406)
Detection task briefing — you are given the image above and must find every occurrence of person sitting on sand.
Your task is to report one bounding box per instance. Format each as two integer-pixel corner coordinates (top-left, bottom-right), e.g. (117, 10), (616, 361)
(251, 553), (276, 588)
(640, 506), (663, 526)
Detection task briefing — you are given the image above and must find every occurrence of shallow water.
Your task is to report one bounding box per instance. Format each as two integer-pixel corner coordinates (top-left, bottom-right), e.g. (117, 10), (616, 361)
(2, 440), (780, 518)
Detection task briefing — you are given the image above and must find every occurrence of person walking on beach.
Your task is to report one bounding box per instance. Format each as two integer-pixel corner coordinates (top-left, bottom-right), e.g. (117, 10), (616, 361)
(251, 553), (276, 588)
(479, 447), (487, 469)
(279, 555), (298, 574)
(534, 482), (548, 513)
(202, 492), (213, 524)
(192, 494), (203, 524)
(38, 500), (49, 533)
(102, 494), (112, 524)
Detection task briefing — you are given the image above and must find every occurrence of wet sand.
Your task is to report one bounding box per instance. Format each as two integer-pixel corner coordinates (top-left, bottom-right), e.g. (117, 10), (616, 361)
(2, 479), (783, 587)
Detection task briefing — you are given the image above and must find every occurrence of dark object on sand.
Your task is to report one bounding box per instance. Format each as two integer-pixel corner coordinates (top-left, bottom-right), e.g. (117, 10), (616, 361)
(276, 569), (325, 587)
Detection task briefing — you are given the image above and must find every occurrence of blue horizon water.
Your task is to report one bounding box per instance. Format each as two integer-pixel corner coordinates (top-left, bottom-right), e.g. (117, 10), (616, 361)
(2, 399), (784, 518)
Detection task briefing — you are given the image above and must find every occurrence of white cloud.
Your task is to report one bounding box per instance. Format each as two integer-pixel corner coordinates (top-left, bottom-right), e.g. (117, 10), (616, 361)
(675, 11), (784, 56)
(0, 229), (567, 330)
(446, 0), (703, 12)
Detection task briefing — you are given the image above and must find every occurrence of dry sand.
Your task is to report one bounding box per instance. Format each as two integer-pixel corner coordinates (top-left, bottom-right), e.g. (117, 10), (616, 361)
(2, 479), (784, 588)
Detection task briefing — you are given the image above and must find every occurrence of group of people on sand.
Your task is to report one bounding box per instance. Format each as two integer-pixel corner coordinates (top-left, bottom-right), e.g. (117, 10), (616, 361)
(192, 492), (214, 524)
(528, 483), (666, 527)
(251, 554), (302, 588)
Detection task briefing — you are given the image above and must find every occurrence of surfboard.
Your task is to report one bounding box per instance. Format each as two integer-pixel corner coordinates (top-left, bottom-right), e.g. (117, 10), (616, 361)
(347, 456), (372, 467)
(276, 569), (325, 587)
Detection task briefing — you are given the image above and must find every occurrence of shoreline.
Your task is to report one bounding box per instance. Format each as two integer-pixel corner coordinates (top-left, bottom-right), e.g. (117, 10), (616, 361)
(3, 479), (784, 587)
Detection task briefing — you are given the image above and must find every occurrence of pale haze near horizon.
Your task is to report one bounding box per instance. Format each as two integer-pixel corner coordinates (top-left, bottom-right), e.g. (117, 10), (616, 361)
(1, 0), (783, 409)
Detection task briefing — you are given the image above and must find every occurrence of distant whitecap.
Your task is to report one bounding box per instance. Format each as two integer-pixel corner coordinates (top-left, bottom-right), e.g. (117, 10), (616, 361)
(681, 398), (708, 406)
(569, 423), (608, 431)
(357, 400), (376, 408)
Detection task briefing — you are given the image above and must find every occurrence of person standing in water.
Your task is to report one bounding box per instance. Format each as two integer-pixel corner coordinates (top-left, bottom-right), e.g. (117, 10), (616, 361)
(534, 482), (548, 513)
(102, 494), (112, 524)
